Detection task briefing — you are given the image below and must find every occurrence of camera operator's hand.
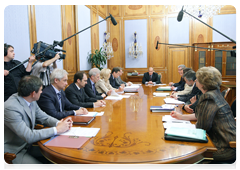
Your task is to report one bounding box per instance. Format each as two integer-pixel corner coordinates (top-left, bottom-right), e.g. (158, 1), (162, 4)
(4, 70), (9, 76)
(29, 55), (35, 63)
(54, 53), (60, 60)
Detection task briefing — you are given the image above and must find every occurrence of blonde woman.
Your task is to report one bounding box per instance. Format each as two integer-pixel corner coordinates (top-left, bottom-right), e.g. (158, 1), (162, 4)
(95, 68), (124, 95)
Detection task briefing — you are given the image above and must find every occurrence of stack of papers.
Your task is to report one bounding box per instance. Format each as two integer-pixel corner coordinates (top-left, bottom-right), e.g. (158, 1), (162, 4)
(150, 104), (176, 112)
(156, 86), (172, 91)
(124, 84), (140, 92)
(164, 98), (185, 104)
(165, 127), (207, 142)
(153, 92), (170, 97)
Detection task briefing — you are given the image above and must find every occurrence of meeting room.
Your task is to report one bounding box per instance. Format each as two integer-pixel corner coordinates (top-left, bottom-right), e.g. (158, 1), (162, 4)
(4, 4), (237, 167)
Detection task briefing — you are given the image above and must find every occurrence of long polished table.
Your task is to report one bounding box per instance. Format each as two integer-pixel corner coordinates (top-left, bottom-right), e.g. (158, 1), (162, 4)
(38, 85), (217, 164)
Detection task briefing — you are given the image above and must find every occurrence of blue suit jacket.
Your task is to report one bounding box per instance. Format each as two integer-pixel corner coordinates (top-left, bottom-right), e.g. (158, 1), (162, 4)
(37, 85), (80, 120)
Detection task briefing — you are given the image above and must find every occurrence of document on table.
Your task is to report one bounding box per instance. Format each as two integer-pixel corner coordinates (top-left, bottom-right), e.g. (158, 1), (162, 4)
(163, 122), (196, 129)
(111, 90), (120, 96)
(162, 115), (190, 123)
(121, 95), (131, 98)
(165, 127), (206, 141)
(105, 95), (123, 100)
(61, 127), (100, 137)
(79, 112), (104, 117)
(153, 92), (170, 97)
(155, 84), (166, 86)
(164, 98), (185, 104)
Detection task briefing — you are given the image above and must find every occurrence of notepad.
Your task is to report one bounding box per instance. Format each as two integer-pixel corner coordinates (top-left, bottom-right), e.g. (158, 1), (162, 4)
(164, 127), (208, 143)
(44, 135), (90, 148)
(66, 116), (95, 125)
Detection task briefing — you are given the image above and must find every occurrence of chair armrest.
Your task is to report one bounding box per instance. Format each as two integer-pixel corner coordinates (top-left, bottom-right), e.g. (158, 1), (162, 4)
(34, 124), (44, 129)
(229, 141), (236, 148)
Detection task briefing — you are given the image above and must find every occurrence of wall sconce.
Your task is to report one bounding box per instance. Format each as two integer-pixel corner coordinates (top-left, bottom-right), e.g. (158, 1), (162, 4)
(103, 31), (114, 59)
(129, 32), (143, 59)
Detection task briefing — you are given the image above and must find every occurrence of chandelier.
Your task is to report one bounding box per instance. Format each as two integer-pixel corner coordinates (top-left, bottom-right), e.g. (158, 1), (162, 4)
(103, 31), (114, 59)
(166, 5), (224, 19)
(129, 32), (143, 59)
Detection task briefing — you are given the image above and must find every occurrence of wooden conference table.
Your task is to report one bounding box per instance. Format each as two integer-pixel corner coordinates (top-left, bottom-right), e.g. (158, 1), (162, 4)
(38, 85), (217, 164)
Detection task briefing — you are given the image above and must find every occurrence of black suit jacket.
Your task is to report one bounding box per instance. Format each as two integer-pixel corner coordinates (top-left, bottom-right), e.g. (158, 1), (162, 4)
(37, 85), (80, 120)
(65, 83), (97, 108)
(84, 78), (104, 100)
(177, 83), (201, 102)
(173, 77), (185, 91)
(142, 72), (160, 84)
(109, 74), (121, 89)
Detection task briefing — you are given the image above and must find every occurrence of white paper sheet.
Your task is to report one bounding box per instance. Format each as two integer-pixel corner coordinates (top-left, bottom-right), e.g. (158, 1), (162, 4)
(79, 112), (104, 117)
(61, 127), (100, 137)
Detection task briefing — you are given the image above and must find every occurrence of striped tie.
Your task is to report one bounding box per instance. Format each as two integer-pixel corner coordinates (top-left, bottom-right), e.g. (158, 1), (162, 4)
(57, 92), (62, 112)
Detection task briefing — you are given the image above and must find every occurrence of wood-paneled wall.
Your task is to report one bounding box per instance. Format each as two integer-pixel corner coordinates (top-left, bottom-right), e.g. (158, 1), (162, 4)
(27, 5), (235, 84)
(107, 5), (235, 83)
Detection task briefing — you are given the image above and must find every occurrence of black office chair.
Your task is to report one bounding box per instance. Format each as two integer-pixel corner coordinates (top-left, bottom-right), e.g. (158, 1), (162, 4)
(231, 99), (236, 118)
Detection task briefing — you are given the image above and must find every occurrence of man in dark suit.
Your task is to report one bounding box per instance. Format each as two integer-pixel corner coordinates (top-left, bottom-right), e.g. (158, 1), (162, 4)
(169, 64), (186, 91)
(109, 67), (124, 89)
(4, 75), (72, 164)
(142, 67), (160, 84)
(84, 68), (106, 99)
(65, 71), (105, 108)
(175, 70), (200, 103)
(37, 68), (88, 120)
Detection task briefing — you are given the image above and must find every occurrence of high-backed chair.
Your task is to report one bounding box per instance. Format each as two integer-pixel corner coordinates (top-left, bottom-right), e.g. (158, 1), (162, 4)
(158, 73), (162, 84)
(221, 88), (231, 99)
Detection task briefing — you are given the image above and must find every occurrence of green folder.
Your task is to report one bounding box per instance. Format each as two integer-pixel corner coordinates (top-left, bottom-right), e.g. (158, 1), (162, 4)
(156, 87), (172, 91)
(164, 127), (208, 143)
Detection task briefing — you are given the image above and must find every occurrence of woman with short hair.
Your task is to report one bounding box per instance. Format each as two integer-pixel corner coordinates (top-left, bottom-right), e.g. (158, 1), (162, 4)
(170, 66), (236, 162)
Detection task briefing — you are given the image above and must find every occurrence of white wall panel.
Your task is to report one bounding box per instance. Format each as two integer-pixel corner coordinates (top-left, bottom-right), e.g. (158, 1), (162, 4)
(125, 19), (147, 68)
(4, 5), (31, 66)
(35, 5), (63, 69)
(213, 14), (236, 42)
(78, 5), (91, 71)
(169, 17), (189, 44)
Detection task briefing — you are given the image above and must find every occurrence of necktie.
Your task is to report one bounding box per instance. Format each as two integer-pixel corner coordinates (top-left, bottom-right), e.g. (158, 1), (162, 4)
(57, 92), (62, 112)
(149, 75), (152, 81)
(92, 83), (96, 95)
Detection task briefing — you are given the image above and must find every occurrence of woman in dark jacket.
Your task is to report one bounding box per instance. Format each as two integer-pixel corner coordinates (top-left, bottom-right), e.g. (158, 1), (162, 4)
(170, 66), (236, 162)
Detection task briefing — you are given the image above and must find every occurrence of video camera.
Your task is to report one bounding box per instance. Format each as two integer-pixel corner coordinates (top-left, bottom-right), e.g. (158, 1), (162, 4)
(31, 41), (66, 61)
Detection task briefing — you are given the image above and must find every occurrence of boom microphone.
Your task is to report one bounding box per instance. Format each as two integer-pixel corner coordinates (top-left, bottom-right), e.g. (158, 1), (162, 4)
(177, 6), (184, 22)
(156, 41), (159, 50)
(109, 13), (117, 26)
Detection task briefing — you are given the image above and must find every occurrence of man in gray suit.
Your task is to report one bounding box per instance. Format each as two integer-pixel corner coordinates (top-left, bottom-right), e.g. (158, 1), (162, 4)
(4, 75), (72, 164)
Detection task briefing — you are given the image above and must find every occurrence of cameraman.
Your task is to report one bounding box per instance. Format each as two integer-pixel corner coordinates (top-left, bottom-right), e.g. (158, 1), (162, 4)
(31, 53), (60, 89)
(4, 43), (35, 101)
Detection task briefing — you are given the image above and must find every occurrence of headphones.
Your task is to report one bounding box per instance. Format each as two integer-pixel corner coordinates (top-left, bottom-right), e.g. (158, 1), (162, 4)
(4, 43), (9, 56)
